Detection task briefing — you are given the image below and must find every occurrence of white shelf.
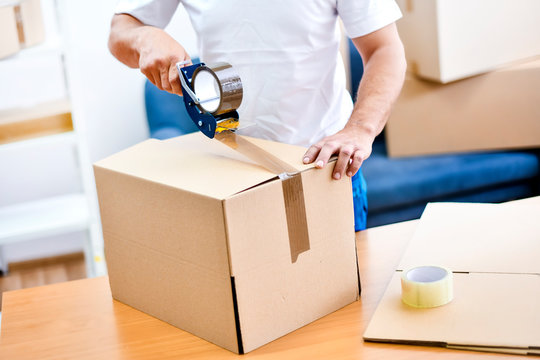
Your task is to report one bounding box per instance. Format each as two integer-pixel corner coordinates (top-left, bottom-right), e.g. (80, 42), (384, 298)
(0, 194), (90, 245)
(0, 131), (76, 153)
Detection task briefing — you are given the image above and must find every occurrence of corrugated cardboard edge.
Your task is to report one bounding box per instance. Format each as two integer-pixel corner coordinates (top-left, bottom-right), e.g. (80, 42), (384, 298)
(220, 200), (244, 354)
(363, 338), (537, 356)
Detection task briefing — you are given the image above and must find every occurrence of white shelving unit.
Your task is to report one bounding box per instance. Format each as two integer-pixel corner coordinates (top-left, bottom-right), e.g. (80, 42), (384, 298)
(0, 0), (105, 277)
(0, 194), (90, 246)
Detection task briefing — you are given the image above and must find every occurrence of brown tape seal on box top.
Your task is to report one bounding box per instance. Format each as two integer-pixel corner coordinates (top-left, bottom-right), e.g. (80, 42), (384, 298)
(215, 132), (310, 263)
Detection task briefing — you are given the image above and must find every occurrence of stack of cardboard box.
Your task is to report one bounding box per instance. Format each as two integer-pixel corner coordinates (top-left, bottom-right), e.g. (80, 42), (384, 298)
(386, 0), (540, 157)
(0, 0), (45, 59)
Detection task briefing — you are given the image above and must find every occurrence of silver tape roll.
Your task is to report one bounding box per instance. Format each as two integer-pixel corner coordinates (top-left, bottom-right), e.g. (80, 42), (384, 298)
(192, 62), (243, 116)
(401, 266), (453, 308)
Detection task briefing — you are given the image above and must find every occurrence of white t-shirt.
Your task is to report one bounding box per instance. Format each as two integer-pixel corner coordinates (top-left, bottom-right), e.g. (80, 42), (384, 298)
(116, 0), (401, 146)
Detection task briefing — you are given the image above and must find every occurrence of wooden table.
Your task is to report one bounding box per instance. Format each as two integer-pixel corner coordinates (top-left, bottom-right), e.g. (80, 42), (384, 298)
(0, 220), (519, 359)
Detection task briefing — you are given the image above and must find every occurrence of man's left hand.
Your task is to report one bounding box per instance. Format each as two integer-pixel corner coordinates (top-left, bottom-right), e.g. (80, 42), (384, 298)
(303, 125), (374, 180)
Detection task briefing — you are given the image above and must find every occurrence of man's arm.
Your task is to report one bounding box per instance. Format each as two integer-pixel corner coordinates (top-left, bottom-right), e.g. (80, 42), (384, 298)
(108, 14), (190, 95)
(303, 23), (406, 180)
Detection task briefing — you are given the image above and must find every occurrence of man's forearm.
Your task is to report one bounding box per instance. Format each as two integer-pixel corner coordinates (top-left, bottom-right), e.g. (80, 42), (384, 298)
(108, 14), (191, 94)
(303, 23), (406, 180)
(346, 41), (406, 140)
(109, 14), (147, 68)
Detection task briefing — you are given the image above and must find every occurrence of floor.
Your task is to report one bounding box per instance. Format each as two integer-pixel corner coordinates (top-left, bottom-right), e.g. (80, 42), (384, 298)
(0, 252), (86, 311)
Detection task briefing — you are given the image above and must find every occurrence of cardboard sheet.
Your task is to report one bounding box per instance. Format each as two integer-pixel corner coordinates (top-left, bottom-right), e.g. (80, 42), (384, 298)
(364, 200), (540, 355)
(398, 202), (540, 274)
(364, 272), (540, 354)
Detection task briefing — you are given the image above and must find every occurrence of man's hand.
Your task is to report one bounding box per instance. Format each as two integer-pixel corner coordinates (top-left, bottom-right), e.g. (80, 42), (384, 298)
(137, 26), (191, 95)
(303, 125), (374, 180)
(303, 23), (406, 180)
(108, 14), (191, 95)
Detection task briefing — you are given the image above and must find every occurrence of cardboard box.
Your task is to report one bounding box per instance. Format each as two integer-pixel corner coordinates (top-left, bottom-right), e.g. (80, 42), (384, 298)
(0, 0), (44, 59)
(94, 133), (360, 354)
(385, 58), (540, 157)
(396, 0), (540, 83)
(17, 0), (46, 48)
(0, 4), (20, 59)
(364, 201), (540, 355)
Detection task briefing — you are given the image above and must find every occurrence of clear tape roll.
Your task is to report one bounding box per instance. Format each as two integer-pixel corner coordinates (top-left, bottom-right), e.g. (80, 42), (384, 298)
(401, 266), (453, 308)
(192, 62), (243, 116)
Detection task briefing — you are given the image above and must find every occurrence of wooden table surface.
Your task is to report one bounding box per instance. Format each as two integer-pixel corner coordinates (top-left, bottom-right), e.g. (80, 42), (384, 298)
(0, 220), (521, 359)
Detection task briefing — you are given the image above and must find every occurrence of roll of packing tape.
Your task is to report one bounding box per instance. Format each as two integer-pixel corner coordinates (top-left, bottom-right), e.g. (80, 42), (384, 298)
(192, 62), (243, 116)
(401, 266), (453, 308)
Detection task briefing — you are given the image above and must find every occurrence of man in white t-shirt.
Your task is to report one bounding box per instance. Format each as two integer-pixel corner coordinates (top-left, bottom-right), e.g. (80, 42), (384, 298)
(108, 0), (406, 230)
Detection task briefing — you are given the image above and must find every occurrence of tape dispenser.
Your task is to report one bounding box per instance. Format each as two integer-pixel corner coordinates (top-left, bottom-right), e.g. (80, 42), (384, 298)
(176, 60), (243, 138)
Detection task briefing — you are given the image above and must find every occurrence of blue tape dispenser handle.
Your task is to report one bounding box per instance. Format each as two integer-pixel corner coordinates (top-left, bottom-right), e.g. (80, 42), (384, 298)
(177, 61), (242, 139)
(177, 61), (218, 138)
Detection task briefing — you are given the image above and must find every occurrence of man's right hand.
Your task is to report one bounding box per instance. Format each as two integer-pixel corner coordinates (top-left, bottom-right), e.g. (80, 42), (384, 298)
(108, 14), (191, 96)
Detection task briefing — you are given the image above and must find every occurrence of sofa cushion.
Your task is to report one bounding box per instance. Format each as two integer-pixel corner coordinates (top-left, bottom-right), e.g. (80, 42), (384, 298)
(363, 141), (540, 213)
(366, 181), (538, 227)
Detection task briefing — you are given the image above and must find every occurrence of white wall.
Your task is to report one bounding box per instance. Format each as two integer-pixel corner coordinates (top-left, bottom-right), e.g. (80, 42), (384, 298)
(1, 0), (198, 263)
(60, 0), (199, 164)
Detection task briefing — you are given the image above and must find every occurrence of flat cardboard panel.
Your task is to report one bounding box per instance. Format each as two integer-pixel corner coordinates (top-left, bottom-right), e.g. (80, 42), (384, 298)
(385, 59), (540, 157)
(396, 0), (540, 83)
(364, 272), (540, 351)
(94, 166), (239, 352)
(95, 133), (313, 200)
(225, 164), (359, 352)
(398, 203), (540, 274)
(509, 196), (540, 206)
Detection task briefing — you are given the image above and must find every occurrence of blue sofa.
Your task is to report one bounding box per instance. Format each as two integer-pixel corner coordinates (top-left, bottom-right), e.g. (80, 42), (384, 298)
(144, 50), (540, 228)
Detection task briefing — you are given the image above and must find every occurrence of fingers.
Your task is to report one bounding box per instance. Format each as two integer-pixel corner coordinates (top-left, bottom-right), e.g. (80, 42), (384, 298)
(141, 66), (163, 90)
(140, 55), (191, 94)
(169, 62), (182, 95)
(160, 68), (171, 92)
(333, 146), (354, 180)
(169, 57), (192, 96)
(347, 151), (365, 177)
(303, 143), (322, 164)
(314, 142), (339, 169)
(304, 129), (372, 180)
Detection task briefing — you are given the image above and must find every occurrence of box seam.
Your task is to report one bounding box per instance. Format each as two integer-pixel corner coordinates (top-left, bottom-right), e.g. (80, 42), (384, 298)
(221, 199), (244, 353)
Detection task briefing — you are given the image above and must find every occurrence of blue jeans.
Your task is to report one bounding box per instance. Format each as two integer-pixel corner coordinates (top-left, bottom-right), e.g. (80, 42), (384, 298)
(145, 80), (368, 232)
(352, 171), (368, 231)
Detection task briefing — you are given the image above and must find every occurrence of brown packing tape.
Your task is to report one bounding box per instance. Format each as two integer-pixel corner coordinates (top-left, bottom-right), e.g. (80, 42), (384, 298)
(215, 131), (310, 263)
(405, 0), (413, 12)
(192, 63), (243, 116)
(214, 131), (298, 175)
(14, 5), (25, 45)
(281, 174), (310, 263)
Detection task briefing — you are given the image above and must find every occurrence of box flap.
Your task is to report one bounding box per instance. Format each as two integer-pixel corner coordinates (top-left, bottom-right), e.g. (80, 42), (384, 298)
(398, 202), (540, 274)
(364, 272), (540, 351)
(94, 133), (313, 200)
